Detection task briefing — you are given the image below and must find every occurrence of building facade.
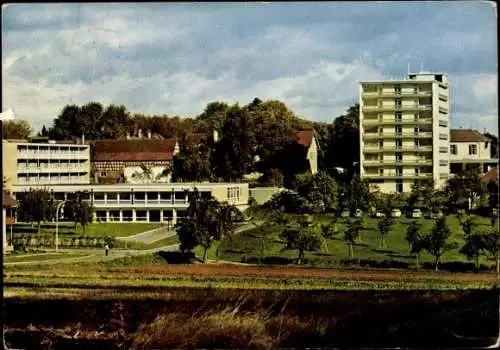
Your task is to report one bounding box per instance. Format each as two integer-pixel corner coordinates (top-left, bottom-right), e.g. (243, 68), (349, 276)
(359, 72), (450, 193)
(91, 139), (179, 184)
(449, 129), (498, 174)
(11, 183), (249, 224)
(2, 138), (91, 192)
(296, 130), (319, 175)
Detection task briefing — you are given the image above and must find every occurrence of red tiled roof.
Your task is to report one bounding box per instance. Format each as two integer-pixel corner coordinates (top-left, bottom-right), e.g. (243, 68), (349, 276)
(484, 167), (499, 183)
(3, 193), (14, 207)
(451, 129), (489, 142)
(296, 130), (315, 148)
(92, 139), (177, 162)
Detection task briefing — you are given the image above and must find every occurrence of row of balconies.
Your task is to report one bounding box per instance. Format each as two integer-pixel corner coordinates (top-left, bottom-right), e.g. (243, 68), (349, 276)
(364, 146), (432, 153)
(362, 105), (432, 112)
(362, 118), (433, 126)
(17, 164), (88, 172)
(363, 132), (432, 139)
(363, 159), (432, 167)
(17, 151), (88, 159)
(362, 91), (432, 98)
(17, 177), (88, 184)
(363, 173), (433, 180)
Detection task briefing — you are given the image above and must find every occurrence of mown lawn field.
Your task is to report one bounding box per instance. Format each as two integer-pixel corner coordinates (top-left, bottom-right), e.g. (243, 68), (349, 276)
(11, 222), (161, 238)
(3, 252), (87, 263)
(211, 214), (497, 270)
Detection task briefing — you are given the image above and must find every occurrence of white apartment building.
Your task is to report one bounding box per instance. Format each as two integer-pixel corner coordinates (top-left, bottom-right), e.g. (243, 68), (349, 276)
(11, 183), (249, 224)
(3, 138), (91, 192)
(359, 72), (450, 193)
(449, 129), (498, 174)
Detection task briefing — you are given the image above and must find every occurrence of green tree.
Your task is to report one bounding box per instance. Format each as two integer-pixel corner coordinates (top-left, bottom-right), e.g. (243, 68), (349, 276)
(377, 216), (394, 249)
(459, 215), (474, 237)
(480, 229), (500, 276)
(460, 233), (484, 271)
(2, 120), (33, 139)
(279, 218), (321, 264)
(176, 189), (234, 262)
(405, 220), (424, 268)
(172, 144), (213, 182)
(17, 188), (54, 233)
(344, 218), (362, 258)
(339, 175), (372, 213)
(444, 169), (488, 214)
(421, 216), (455, 271)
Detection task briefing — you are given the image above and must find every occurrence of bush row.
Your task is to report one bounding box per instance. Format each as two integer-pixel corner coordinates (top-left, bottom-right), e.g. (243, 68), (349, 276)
(12, 235), (116, 251)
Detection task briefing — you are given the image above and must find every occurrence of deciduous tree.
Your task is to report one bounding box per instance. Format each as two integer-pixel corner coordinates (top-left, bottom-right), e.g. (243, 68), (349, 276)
(2, 120), (33, 139)
(422, 216), (456, 271)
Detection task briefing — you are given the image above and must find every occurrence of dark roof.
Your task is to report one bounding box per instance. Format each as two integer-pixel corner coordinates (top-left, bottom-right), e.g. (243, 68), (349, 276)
(450, 129), (489, 142)
(3, 193), (14, 207)
(92, 139), (178, 162)
(484, 167), (499, 183)
(296, 130), (315, 148)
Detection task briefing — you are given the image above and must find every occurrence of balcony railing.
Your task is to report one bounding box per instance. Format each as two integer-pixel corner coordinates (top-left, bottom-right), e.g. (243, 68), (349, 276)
(363, 145), (433, 153)
(363, 173), (433, 179)
(363, 91), (432, 97)
(17, 151), (88, 159)
(363, 118), (433, 126)
(362, 105), (432, 112)
(363, 132), (432, 140)
(363, 159), (433, 167)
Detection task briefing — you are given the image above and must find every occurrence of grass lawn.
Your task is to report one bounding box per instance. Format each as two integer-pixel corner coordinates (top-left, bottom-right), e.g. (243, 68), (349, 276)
(215, 214), (497, 270)
(11, 222), (162, 238)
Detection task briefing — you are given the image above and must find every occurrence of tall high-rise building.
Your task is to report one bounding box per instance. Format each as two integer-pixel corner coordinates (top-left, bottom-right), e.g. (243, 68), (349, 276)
(359, 72), (450, 193)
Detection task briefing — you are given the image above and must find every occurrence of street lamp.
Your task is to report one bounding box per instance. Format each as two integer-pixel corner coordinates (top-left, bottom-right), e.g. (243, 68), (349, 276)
(55, 200), (66, 253)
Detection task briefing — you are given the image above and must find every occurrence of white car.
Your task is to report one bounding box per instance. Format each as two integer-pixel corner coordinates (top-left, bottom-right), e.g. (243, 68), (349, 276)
(341, 210), (350, 218)
(412, 209), (422, 218)
(375, 211), (385, 218)
(391, 209), (402, 218)
(354, 209), (363, 217)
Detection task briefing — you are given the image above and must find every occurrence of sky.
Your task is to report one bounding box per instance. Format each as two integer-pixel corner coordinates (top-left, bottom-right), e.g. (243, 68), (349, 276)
(2, 2), (498, 134)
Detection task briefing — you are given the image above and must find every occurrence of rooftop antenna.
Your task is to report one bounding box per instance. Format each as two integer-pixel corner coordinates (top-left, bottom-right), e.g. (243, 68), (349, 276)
(407, 63), (410, 74)
(420, 62), (424, 72)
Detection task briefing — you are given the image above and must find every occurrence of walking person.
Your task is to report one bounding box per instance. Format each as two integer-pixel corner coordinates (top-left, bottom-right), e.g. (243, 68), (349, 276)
(105, 243), (109, 256)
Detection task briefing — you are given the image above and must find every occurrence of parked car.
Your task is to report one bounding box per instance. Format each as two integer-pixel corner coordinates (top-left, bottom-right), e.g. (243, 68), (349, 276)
(354, 209), (363, 217)
(412, 209), (422, 218)
(429, 211), (443, 219)
(375, 211), (385, 218)
(391, 209), (402, 218)
(341, 210), (350, 218)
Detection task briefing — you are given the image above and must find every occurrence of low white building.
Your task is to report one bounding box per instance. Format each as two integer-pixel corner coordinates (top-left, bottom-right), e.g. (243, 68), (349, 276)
(12, 182), (249, 224)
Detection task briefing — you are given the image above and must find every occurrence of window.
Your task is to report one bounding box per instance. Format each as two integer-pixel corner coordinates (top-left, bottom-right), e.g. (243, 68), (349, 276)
(379, 168), (384, 175)
(394, 85), (401, 95)
(413, 86), (418, 93)
(415, 168), (420, 176)
(414, 113), (419, 121)
(379, 140), (384, 148)
(396, 167), (403, 176)
(469, 144), (477, 155)
(440, 173), (449, 180)
(395, 126), (402, 135)
(377, 113), (383, 121)
(395, 98), (402, 108)
(439, 146), (448, 153)
(439, 160), (448, 166)
(396, 153), (403, 163)
(414, 127), (419, 135)
(450, 145), (457, 154)
(415, 140), (421, 148)
(378, 154), (384, 161)
(439, 133), (448, 140)
(439, 120), (448, 127)
(396, 140), (403, 149)
(100, 171), (107, 177)
(378, 127), (383, 134)
(395, 112), (402, 121)
(396, 181), (403, 193)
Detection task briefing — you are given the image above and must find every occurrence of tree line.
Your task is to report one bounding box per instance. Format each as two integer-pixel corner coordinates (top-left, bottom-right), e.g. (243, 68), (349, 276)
(2, 98), (361, 186)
